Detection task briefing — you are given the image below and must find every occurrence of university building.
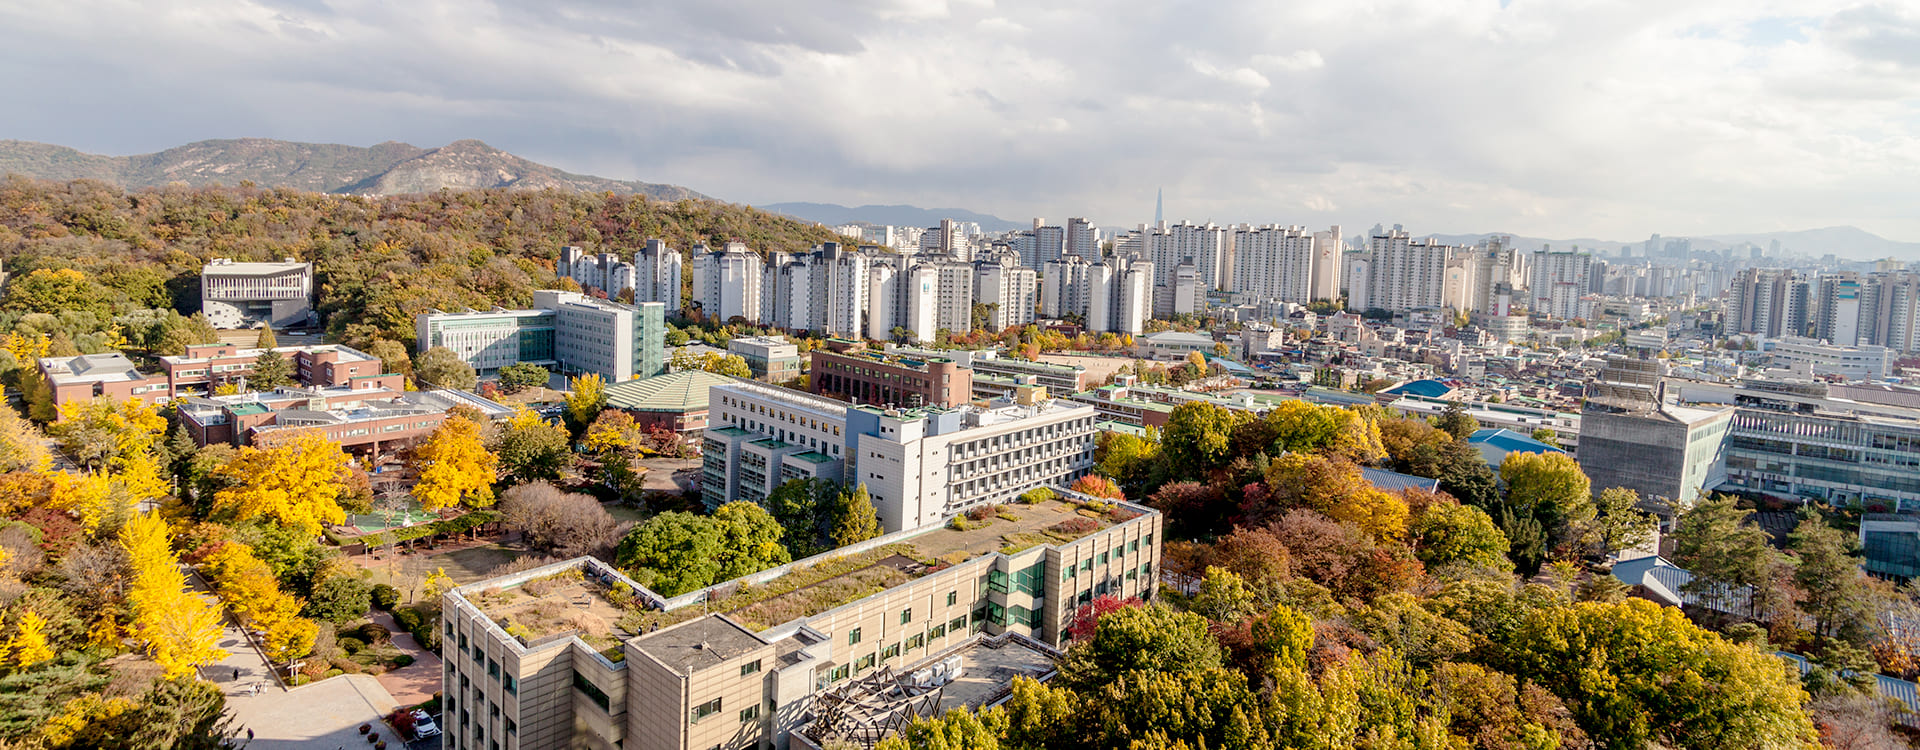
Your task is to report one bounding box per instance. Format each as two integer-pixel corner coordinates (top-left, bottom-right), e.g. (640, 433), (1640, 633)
(441, 491), (1162, 750)
(200, 258), (315, 329)
(415, 291), (665, 383)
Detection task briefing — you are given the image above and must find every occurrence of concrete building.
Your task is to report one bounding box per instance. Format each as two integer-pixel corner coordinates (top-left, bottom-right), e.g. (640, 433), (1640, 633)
(200, 259), (314, 329)
(1349, 230), (1454, 314)
(728, 336), (804, 383)
(1676, 379), (1920, 512)
(1066, 217), (1097, 261)
(535, 291), (667, 382)
(635, 239), (685, 315)
(765, 243), (869, 338)
(890, 348), (1099, 395)
(1230, 225), (1343, 305)
(692, 242), (765, 324)
(1528, 250), (1593, 320)
(971, 252), (1037, 331)
(1135, 331), (1216, 361)
(416, 309), (558, 375)
(867, 260), (939, 344)
(440, 495), (1161, 750)
(1576, 357), (1733, 513)
(1768, 337), (1891, 381)
(40, 343), (392, 407)
(1727, 268), (1811, 338)
(810, 347), (972, 409)
(1149, 222), (1226, 315)
(703, 381), (1098, 530)
(1816, 272), (1864, 346)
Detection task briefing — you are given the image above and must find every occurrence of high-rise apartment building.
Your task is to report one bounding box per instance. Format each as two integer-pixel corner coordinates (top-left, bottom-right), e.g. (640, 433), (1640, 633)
(1817, 272), (1865, 346)
(1859, 271), (1920, 353)
(972, 251), (1038, 331)
(1149, 222), (1227, 314)
(764, 243), (869, 338)
(1528, 249), (1594, 320)
(1347, 230), (1454, 313)
(1230, 225), (1343, 304)
(558, 241), (683, 314)
(1066, 217), (1097, 261)
(691, 242), (765, 324)
(1726, 268), (1811, 338)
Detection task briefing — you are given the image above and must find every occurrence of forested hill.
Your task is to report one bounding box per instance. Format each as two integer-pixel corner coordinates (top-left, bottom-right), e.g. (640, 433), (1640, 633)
(0, 138), (706, 201)
(0, 178), (847, 350)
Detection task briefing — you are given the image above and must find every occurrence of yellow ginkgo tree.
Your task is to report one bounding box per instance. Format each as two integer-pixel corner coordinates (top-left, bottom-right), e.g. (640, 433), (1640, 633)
(213, 430), (352, 537)
(410, 416), (498, 512)
(120, 513), (228, 678)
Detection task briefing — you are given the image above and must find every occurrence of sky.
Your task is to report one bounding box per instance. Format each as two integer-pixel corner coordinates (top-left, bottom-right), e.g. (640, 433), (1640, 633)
(2, 0), (1918, 242)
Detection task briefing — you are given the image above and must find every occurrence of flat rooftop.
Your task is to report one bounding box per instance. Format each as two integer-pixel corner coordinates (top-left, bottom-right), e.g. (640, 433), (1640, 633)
(631, 616), (767, 676)
(710, 497), (1128, 632)
(466, 563), (640, 658)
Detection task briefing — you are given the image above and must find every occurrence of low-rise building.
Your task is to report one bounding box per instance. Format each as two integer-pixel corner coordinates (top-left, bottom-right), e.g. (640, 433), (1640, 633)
(174, 381), (505, 456)
(727, 336), (804, 383)
(201, 258), (315, 329)
(37, 353), (171, 406)
(602, 370), (742, 438)
(417, 291), (666, 383)
(888, 347), (1099, 394)
(441, 492), (1162, 750)
(1134, 331), (1215, 361)
(810, 347), (972, 409)
(1767, 336), (1892, 381)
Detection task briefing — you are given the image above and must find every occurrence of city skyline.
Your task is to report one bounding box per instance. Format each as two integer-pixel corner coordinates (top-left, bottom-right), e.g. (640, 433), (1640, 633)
(1, 1), (1917, 242)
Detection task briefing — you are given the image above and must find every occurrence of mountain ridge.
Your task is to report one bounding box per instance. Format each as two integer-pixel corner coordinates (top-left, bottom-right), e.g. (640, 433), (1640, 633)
(0, 137), (707, 200)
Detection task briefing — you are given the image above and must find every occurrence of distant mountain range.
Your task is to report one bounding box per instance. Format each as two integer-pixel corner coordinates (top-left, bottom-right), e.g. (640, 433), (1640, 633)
(0, 138), (706, 200)
(759, 202), (1026, 232)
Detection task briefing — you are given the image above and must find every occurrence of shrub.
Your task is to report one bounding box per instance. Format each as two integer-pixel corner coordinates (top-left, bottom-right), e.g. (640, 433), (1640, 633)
(370, 584), (400, 611)
(393, 654), (415, 668)
(946, 517), (974, 531)
(324, 669), (343, 678)
(1049, 518), (1100, 537)
(338, 637), (367, 655)
(1109, 507), (1142, 523)
(965, 505), (999, 522)
(357, 623), (392, 646)
(1018, 487), (1055, 505)
(392, 606), (424, 632)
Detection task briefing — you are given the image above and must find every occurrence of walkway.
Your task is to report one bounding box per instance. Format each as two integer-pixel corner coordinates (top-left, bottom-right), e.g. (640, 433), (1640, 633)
(190, 569), (400, 746)
(369, 609), (443, 707)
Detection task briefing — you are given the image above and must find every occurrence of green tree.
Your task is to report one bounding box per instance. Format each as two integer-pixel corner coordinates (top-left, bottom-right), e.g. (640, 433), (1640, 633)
(2, 269), (106, 317)
(496, 363), (550, 393)
(1093, 430), (1159, 494)
(366, 339), (413, 378)
(765, 478), (834, 557)
(831, 484), (882, 547)
(1057, 604), (1221, 692)
(1671, 495), (1784, 620)
(1159, 402), (1239, 479)
(303, 571), (372, 625)
(1498, 451), (1593, 546)
(712, 501), (792, 580)
(615, 512), (724, 596)
(1190, 566), (1255, 622)
(1411, 500), (1511, 570)
(1530, 428), (1560, 448)
(1789, 511), (1874, 643)
(253, 325), (277, 349)
(492, 408), (572, 483)
(413, 346), (476, 390)
(1493, 598), (1817, 749)
(1583, 487), (1657, 558)
(247, 348), (292, 390)
(1435, 400), (1479, 440)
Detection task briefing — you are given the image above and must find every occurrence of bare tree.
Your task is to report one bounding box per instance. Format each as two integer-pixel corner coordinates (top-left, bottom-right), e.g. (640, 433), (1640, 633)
(57, 541), (129, 601)
(499, 481), (624, 558)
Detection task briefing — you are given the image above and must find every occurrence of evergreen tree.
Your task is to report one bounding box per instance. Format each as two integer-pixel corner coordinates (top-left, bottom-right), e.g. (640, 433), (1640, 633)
(247, 349), (292, 390)
(253, 325), (277, 350)
(832, 484), (882, 548)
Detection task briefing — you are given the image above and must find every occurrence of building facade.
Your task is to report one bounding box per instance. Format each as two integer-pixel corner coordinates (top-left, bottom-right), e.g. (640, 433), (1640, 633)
(200, 259), (315, 329)
(415, 309), (558, 375)
(810, 348), (972, 409)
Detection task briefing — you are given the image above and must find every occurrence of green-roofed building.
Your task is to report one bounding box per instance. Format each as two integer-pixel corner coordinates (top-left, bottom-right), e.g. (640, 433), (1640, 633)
(603, 369), (742, 439)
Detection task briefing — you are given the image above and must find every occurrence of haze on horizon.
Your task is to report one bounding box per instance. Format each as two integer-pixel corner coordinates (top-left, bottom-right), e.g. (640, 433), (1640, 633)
(1, 0), (1917, 243)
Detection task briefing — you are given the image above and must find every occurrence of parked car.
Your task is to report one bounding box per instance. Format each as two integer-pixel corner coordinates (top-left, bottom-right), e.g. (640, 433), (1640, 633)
(410, 710), (440, 739)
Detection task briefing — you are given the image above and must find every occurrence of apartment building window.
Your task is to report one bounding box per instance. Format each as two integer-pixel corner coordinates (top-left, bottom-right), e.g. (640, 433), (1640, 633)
(848, 627), (862, 646)
(740, 659), (762, 677)
(829, 665), (851, 682)
(740, 705), (761, 723)
(690, 698), (724, 724)
(503, 674), (517, 695)
(907, 633), (924, 651)
(1130, 540), (1139, 553)
(487, 658), (499, 680)
(573, 672), (611, 712)
(505, 719), (516, 735)
(1098, 551), (1108, 565)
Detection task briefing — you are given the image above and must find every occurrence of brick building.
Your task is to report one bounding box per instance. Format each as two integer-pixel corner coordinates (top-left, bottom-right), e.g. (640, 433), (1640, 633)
(809, 347), (972, 409)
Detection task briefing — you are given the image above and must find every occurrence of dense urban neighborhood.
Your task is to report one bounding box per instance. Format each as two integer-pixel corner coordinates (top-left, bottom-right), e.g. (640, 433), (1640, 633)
(0, 176), (1913, 750)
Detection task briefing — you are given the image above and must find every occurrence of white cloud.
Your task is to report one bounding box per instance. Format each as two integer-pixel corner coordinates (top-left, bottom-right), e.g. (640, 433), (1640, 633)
(0, 0), (1915, 241)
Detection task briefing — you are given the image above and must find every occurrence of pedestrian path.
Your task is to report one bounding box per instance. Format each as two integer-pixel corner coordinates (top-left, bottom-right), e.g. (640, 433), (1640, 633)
(369, 609), (443, 707)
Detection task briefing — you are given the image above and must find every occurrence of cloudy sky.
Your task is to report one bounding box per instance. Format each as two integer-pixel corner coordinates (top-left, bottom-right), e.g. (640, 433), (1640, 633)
(2, 0), (1918, 241)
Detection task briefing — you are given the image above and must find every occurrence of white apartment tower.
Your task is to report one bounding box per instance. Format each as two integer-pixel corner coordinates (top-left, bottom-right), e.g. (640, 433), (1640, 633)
(1066, 217), (1097, 261)
(1231, 225), (1343, 304)
(1351, 230), (1453, 313)
(1728, 268), (1812, 339)
(1150, 222), (1227, 315)
(691, 242), (764, 324)
(1528, 249), (1593, 320)
(634, 239), (684, 315)
(973, 252), (1038, 330)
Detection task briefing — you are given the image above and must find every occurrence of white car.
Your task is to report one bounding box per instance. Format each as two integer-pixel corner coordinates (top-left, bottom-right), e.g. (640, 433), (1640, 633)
(410, 710), (441, 739)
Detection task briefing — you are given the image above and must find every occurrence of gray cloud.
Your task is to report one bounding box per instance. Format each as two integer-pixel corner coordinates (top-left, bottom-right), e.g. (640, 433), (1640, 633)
(0, 0), (1916, 241)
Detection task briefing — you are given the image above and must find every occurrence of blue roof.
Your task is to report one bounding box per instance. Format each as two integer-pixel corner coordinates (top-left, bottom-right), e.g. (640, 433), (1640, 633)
(1360, 467), (1439, 493)
(1383, 379), (1453, 398)
(1468, 428), (1564, 466)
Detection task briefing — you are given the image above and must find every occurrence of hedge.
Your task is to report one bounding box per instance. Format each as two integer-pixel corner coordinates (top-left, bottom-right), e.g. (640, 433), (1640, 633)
(354, 510), (501, 549)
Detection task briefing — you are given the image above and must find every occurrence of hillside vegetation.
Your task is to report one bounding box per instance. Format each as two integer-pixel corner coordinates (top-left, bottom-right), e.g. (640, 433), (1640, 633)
(0, 176), (847, 350)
